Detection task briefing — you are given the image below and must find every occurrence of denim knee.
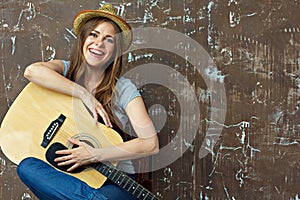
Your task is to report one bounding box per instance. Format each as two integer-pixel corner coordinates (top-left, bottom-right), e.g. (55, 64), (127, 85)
(17, 157), (38, 181)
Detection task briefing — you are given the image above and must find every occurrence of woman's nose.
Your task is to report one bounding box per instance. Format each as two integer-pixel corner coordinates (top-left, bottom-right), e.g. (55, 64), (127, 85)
(95, 37), (105, 47)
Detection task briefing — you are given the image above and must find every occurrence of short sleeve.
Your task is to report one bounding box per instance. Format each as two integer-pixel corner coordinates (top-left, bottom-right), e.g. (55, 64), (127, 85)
(115, 77), (141, 109)
(61, 60), (70, 77)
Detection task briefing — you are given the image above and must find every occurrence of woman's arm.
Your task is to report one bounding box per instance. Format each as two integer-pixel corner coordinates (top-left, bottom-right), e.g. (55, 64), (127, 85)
(96, 96), (159, 160)
(24, 60), (112, 127)
(24, 60), (86, 99)
(55, 96), (159, 172)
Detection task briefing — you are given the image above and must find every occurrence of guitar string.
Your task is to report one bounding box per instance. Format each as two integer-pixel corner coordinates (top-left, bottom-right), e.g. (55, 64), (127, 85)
(106, 168), (158, 200)
(96, 164), (158, 199)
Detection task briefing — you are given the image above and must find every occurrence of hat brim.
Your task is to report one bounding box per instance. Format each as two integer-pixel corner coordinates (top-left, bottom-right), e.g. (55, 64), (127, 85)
(73, 10), (132, 51)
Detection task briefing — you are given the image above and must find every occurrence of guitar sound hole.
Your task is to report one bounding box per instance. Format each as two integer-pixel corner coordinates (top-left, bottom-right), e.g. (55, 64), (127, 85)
(80, 140), (94, 147)
(68, 133), (101, 149)
(71, 140), (94, 149)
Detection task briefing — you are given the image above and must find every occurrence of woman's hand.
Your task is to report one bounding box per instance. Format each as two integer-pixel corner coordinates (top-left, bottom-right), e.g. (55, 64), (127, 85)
(80, 90), (112, 127)
(54, 138), (98, 172)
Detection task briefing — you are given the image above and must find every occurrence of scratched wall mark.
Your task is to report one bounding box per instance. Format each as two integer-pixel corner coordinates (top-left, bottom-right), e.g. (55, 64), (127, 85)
(0, 0), (299, 199)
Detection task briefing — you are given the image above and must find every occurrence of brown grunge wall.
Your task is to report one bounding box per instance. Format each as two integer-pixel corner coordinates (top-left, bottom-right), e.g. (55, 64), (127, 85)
(0, 0), (299, 199)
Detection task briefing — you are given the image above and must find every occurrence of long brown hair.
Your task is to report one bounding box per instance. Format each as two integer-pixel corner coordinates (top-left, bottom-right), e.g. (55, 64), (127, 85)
(66, 17), (123, 125)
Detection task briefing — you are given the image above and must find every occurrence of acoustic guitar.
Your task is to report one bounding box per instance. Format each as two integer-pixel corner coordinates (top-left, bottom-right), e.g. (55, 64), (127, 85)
(0, 82), (158, 200)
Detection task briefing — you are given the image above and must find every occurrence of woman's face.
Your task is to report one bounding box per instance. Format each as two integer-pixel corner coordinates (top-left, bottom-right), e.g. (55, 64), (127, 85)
(82, 21), (116, 69)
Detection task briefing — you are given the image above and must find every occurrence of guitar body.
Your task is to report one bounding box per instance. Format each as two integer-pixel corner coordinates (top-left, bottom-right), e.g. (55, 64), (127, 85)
(0, 83), (123, 188)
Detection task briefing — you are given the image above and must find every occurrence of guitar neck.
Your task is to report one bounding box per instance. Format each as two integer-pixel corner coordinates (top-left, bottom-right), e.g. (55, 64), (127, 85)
(92, 163), (159, 200)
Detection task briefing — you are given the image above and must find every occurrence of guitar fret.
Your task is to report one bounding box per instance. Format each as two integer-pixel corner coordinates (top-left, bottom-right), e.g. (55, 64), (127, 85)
(133, 184), (142, 197)
(95, 164), (102, 172)
(108, 168), (117, 180)
(113, 171), (124, 184)
(124, 178), (134, 191)
(116, 173), (125, 186)
(141, 189), (159, 200)
(107, 168), (115, 179)
(136, 185), (145, 198)
(112, 169), (123, 183)
(129, 182), (139, 195)
(150, 195), (156, 200)
(140, 191), (149, 200)
(121, 176), (131, 190)
(114, 171), (125, 185)
(147, 194), (156, 200)
(99, 165), (109, 176)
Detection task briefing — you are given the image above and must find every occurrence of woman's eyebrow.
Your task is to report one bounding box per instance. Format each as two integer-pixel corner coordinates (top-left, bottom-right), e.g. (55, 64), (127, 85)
(92, 30), (100, 34)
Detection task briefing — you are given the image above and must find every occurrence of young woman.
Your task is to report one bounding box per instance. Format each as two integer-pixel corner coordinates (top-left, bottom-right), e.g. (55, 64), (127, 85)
(16, 4), (159, 200)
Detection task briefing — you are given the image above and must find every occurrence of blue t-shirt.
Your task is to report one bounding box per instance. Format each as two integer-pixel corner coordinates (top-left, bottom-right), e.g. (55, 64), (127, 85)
(61, 60), (140, 173)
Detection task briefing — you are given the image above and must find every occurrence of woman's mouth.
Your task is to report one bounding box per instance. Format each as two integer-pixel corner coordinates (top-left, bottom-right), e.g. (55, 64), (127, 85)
(89, 48), (104, 56)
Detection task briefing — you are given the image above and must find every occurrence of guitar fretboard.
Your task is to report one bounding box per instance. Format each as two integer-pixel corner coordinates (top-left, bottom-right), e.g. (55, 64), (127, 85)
(92, 163), (159, 200)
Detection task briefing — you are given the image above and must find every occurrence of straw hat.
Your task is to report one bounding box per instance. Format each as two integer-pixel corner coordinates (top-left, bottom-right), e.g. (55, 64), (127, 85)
(73, 4), (132, 51)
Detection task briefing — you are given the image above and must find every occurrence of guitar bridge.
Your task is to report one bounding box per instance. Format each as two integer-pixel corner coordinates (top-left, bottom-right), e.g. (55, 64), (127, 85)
(41, 114), (66, 148)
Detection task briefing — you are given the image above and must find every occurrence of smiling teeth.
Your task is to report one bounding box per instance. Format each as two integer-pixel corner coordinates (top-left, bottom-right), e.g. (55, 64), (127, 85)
(90, 49), (103, 55)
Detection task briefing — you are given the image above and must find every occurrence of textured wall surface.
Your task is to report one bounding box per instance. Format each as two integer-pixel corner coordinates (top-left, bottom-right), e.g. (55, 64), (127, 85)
(0, 0), (299, 199)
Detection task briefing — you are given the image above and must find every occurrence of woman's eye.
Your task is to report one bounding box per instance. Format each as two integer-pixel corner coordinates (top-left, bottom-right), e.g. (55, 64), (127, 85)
(89, 33), (97, 37)
(105, 37), (114, 44)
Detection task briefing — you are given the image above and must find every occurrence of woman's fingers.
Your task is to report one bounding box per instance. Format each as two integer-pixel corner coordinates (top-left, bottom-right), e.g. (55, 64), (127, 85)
(92, 109), (98, 126)
(83, 95), (112, 127)
(96, 106), (112, 127)
(53, 138), (98, 172)
(67, 163), (80, 172)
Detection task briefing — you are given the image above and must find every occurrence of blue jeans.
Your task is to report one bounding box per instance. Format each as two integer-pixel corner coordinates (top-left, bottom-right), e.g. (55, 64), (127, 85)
(17, 157), (137, 200)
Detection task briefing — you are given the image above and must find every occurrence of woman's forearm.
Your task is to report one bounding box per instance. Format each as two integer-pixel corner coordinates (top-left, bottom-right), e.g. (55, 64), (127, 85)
(24, 62), (87, 99)
(93, 135), (159, 162)
(24, 61), (112, 127)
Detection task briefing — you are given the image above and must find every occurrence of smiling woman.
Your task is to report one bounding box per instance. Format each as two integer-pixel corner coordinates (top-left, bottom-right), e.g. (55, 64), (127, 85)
(81, 20), (119, 92)
(83, 21), (116, 65)
(15, 4), (159, 200)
